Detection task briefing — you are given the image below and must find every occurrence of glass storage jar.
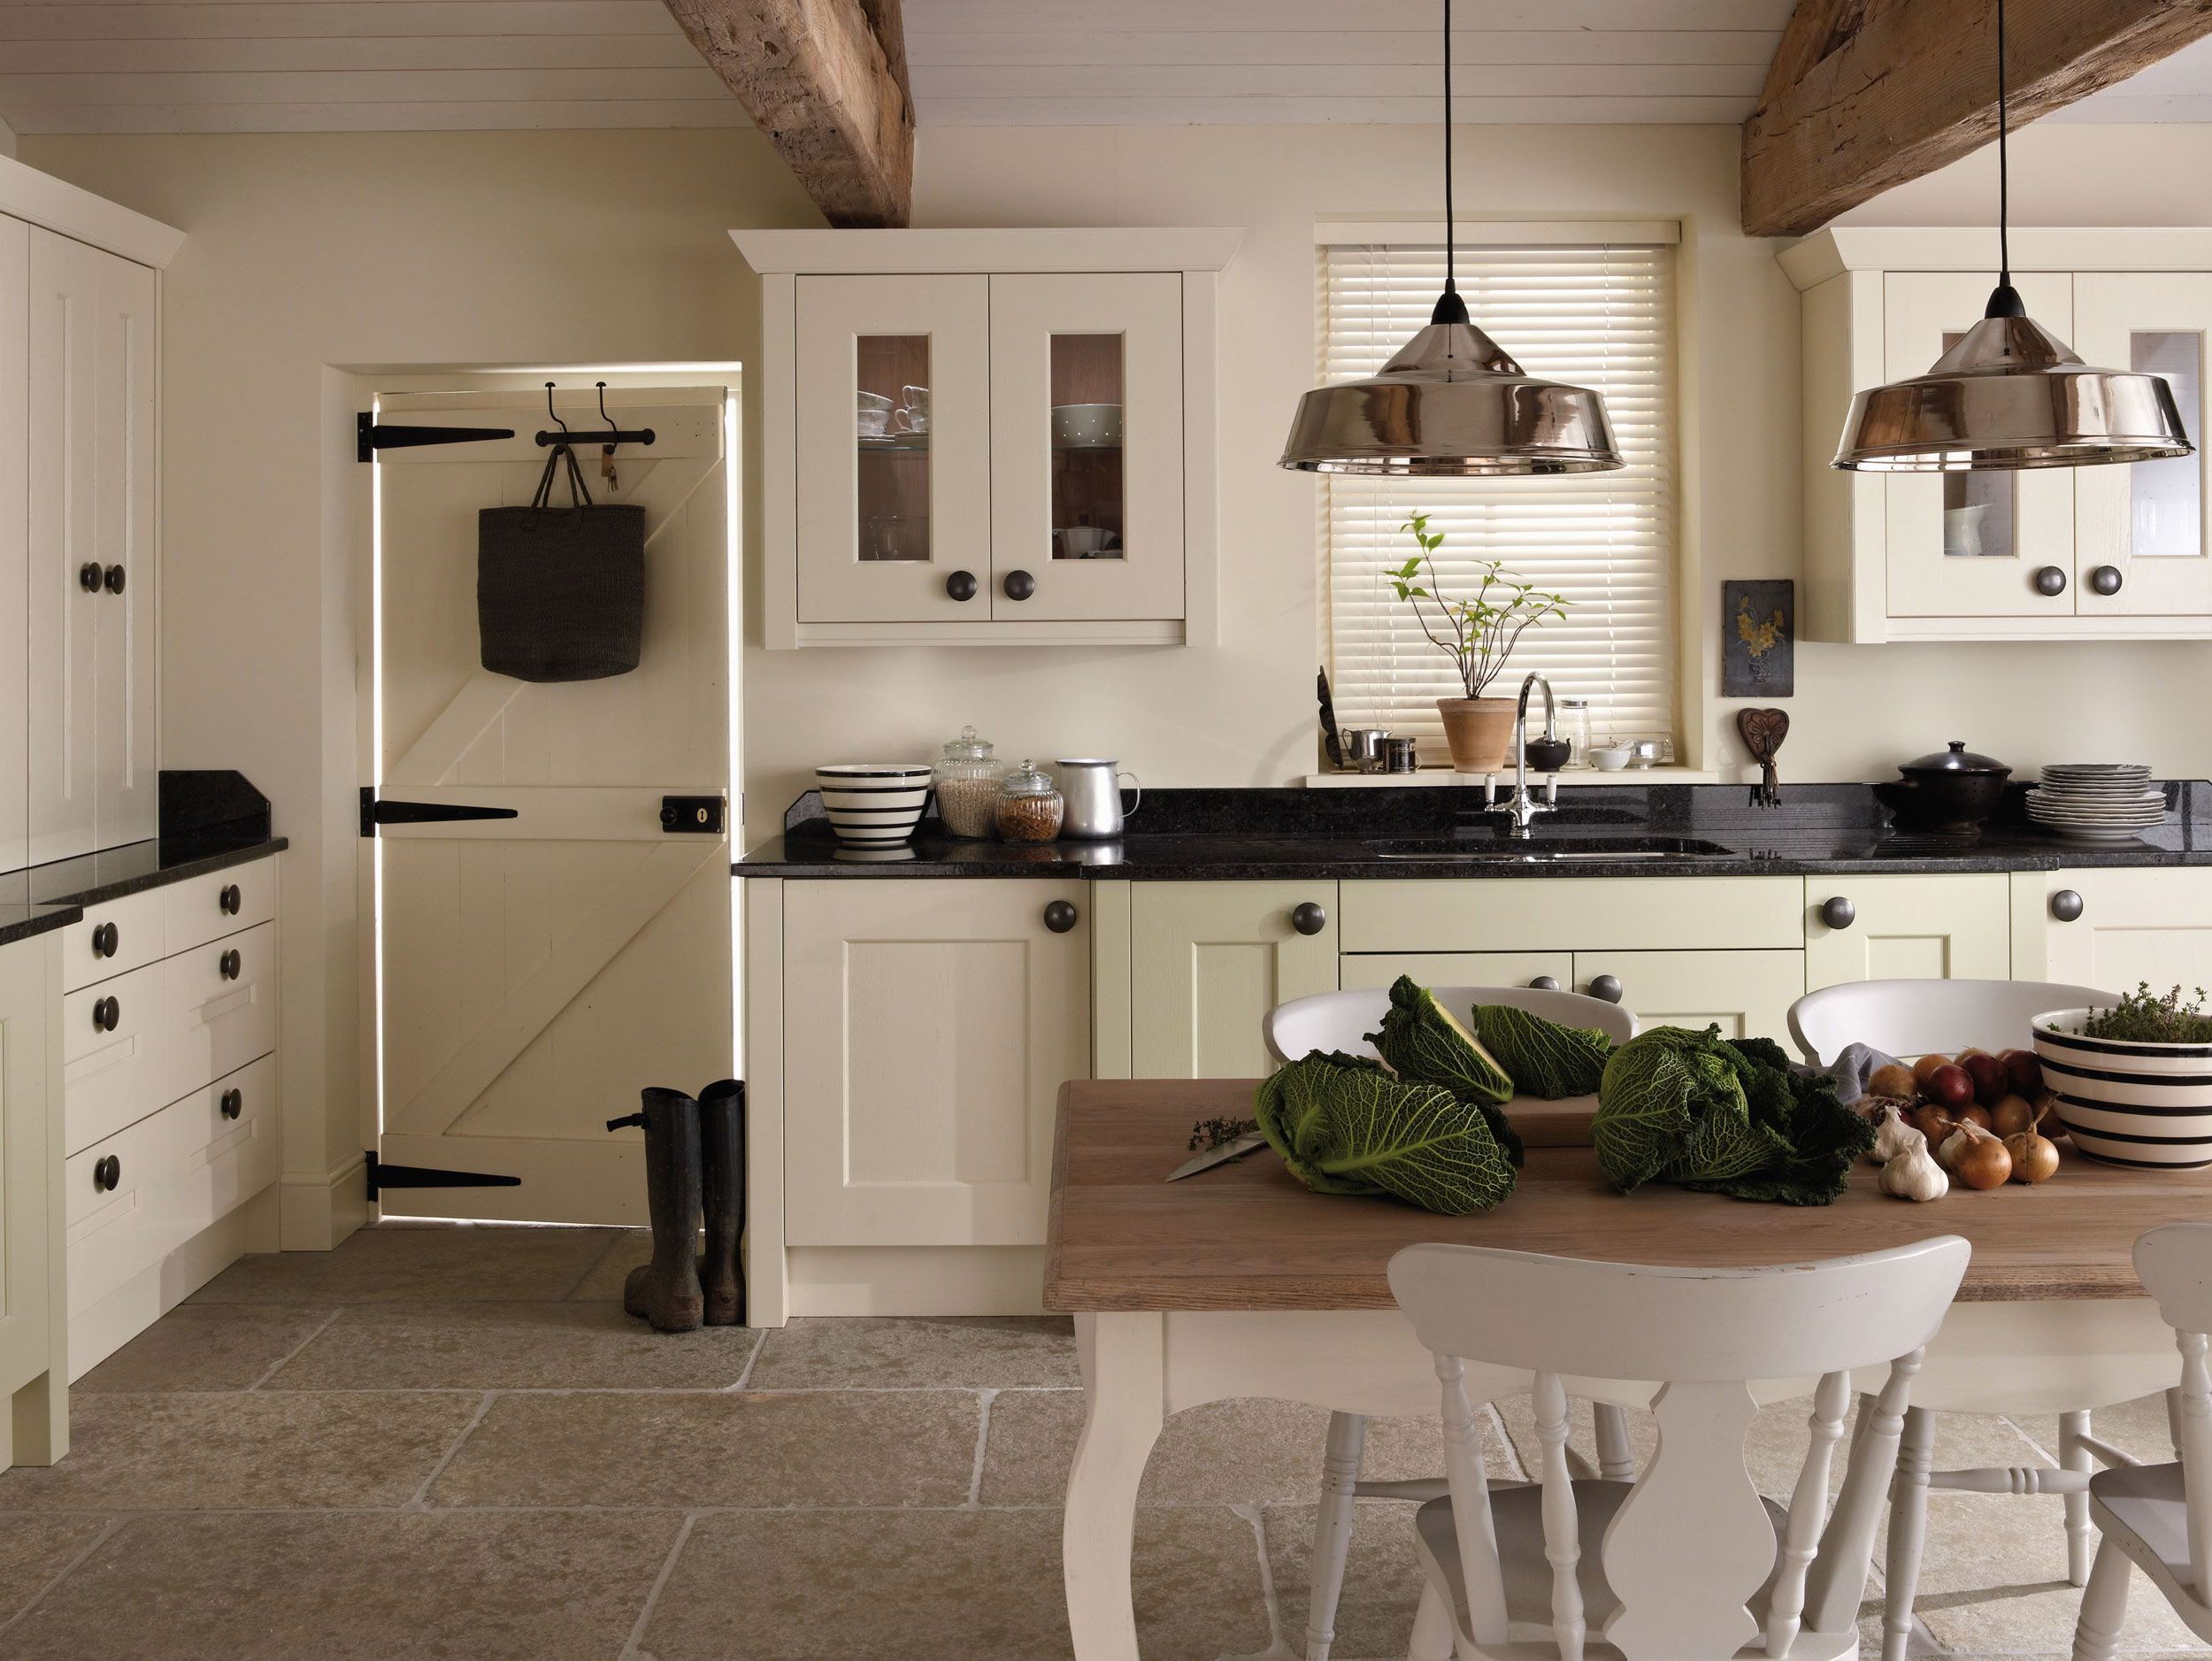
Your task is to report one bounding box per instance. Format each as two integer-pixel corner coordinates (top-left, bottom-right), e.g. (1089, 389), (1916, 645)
(932, 725), (1005, 839)
(996, 759), (1064, 843)
(1555, 697), (1593, 769)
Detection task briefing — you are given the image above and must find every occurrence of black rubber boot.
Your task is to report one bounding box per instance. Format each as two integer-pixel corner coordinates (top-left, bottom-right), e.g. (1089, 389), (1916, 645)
(607, 1088), (703, 1333)
(695, 1079), (746, 1326)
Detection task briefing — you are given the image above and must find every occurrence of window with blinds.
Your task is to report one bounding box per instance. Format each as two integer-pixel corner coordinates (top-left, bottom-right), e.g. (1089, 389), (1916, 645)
(1319, 237), (1679, 748)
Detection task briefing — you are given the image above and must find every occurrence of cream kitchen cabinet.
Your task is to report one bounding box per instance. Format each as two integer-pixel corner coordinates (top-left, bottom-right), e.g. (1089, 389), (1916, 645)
(1127, 880), (1340, 1077)
(733, 228), (1239, 648)
(0, 932), (65, 1472)
(2012, 868), (2212, 997)
(1804, 873), (2013, 989)
(1785, 227), (2212, 642)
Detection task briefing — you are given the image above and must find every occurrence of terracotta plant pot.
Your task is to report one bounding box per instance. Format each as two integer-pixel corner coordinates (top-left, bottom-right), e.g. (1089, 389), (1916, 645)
(1437, 697), (1519, 773)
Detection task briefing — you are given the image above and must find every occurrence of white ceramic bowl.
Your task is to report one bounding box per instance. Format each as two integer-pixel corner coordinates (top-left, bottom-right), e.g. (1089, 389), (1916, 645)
(815, 764), (933, 846)
(2032, 1007), (2212, 1168)
(1588, 745), (1632, 773)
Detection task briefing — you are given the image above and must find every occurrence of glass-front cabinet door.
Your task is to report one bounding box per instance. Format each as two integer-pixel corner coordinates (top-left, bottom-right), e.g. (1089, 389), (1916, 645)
(795, 274), (991, 623)
(1883, 270), (2077, 619)
(2073, 273), (2212, 617)
(987, 273), (1185, 621)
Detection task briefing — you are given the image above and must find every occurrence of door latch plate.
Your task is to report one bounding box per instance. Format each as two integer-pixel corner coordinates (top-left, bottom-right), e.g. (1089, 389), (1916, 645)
(661, 796), (726, 834)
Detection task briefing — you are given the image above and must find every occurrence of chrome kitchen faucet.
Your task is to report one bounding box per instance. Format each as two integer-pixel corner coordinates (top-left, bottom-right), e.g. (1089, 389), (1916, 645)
(1484, 673), (1559, 839)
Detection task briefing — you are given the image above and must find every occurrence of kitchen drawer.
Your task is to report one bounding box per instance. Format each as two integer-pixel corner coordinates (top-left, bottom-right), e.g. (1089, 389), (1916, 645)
(1339, 878), (1805, 955)
(168, 920), (278, 1096)
(62, 958), (170, 1156)
(163, 857), (277, 955)
(1340, 950), (1573, 993)
(61, 887), (166, 993)
(65, 1053), (280, 1317)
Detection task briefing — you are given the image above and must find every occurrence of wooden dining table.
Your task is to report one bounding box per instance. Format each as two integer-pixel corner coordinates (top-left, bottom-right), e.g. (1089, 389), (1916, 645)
(1047, 1078), (2212, 1661)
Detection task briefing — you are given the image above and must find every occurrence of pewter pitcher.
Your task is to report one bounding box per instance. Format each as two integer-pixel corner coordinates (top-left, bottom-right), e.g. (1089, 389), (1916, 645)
(1056, 758), (1141, 840)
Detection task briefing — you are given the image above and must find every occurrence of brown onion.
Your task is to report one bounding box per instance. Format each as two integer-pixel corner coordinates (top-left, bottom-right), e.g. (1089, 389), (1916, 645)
(1954, 1103), (1994, 1134)
(1939, 1121), (2013, 1189)
(1990, 1094), (2038, 1138)
(2005, 1131), (2060, 1184)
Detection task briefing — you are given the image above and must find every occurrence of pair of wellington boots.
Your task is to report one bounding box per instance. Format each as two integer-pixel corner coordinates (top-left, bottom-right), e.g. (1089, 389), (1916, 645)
(606, 1080), (744, 1333)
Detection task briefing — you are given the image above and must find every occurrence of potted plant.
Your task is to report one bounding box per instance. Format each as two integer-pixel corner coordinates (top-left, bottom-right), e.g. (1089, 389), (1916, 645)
(2031, 984), (2212, 1169)
(1386, 514), (1569, 773)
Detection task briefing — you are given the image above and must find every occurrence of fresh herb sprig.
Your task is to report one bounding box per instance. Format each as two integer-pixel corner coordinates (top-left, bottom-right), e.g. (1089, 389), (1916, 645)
(2081, 983), (2212, 1044)
(1188, 1116), (1259, 1152)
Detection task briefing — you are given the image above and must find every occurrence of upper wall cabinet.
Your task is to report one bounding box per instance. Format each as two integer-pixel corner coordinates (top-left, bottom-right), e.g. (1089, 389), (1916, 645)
(733, 228), (1240, 649)
(1785, 228), (2212, 643)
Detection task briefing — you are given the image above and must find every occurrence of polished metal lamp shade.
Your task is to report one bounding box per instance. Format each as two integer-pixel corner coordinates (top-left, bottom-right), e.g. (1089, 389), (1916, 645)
(1834, 305), (2194, 473)
(1279, 297), (1623, 476)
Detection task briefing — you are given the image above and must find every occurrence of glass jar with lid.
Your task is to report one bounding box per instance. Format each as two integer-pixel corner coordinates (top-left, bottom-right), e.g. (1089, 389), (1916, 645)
(932, 725), (1006, 838)
(1555, 697), (1593, 768)
(995, 759), (1064, 843)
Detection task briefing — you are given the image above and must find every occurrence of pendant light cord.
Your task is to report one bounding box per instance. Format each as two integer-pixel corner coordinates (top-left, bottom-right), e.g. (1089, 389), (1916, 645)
(1430, 0), (1469, 327)
(1985, 0), (2024, 318)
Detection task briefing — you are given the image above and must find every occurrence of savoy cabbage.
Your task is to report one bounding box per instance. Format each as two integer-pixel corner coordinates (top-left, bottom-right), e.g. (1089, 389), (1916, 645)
(1253, 1050), (1517, 1216)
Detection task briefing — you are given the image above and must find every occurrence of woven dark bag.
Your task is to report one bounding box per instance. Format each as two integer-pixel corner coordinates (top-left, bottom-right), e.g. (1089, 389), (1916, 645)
(477, 442), (645, 681)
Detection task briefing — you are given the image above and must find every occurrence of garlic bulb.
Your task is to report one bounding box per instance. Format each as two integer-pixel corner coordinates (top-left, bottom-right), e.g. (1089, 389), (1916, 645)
(1869, 1101), (1920, 1165)
(1879, 1125), (1948, 1203)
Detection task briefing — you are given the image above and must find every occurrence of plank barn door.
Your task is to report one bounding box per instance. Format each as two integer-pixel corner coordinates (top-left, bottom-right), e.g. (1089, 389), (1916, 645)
(366, 387), (731, 1222)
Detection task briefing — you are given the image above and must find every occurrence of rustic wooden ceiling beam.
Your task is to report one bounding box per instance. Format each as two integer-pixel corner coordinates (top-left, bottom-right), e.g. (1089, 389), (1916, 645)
(661, 0), (913, 227)
(1743, 0), (2212, 239)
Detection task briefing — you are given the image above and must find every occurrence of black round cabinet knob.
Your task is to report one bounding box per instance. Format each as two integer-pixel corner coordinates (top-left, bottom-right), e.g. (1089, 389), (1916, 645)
(1588, 973), (1624, 1004)
(1528, 975), (1560, 991)
(80, 562), (104, 593)
(1821, 896), (1856, 930)
(1289, 902), (1329, 937)
(103, 564), (126, 595)
(221, 1088), (243, 1120)
(220, 884), (242, 915)
(1002, 569), (1035, 602)
(1042, 900), (1079, 934)
(945, 570), (979, 603)
(94, 1155), (121, 1192)
(92, 921), (118, 957)
(220, 949), (242, 980)
(2051, 888), (2085, 923)
(2090, 565), (2124, 596)
(2034, 565), (2068, 596)
(93, 996), (119, 1033)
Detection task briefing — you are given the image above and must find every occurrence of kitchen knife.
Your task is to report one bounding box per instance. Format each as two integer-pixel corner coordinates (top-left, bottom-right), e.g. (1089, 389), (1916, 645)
(1165, 1132), (1268, 1181)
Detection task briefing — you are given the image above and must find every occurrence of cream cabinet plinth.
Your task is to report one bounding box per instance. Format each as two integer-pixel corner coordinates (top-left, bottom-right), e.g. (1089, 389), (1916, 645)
(781, 878), (1090, 1249)
(2012, 868), (2212, 996)
(1805, 873), (2012, 990)
(1129, 881), (1339, 1079)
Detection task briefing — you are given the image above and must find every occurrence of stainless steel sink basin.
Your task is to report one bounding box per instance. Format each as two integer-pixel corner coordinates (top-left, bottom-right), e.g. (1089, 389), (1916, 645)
(1366, 835), (1738, 862)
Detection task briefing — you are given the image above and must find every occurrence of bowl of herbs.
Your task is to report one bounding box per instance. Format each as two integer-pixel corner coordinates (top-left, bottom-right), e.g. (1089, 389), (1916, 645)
(2033, 985), (2212, 1169)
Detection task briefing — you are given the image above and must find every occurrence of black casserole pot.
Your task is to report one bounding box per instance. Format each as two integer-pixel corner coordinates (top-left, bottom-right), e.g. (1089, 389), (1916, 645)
(1873, 740), (2012, 834)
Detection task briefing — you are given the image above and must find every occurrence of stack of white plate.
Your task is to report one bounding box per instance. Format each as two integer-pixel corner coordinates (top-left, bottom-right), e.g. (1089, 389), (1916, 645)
(2025, 763), (2165, 842)
(815, 764), (933, 846)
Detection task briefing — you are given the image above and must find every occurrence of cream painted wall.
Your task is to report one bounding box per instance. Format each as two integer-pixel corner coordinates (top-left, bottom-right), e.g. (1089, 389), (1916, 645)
(17, 129), (820, 1246)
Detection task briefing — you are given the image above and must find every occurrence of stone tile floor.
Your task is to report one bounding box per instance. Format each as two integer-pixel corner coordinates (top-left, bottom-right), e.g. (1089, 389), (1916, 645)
(0, 1220), (2201, 1659)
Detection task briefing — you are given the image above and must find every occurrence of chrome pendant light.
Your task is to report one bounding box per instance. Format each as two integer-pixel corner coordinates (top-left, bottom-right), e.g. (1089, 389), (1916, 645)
(1279, 0), (1621, 475)
(1833, 0), (2193, 473)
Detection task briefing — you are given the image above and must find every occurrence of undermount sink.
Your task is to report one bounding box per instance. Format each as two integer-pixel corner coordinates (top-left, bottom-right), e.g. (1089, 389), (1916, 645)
(1366, 835), (1739, 863)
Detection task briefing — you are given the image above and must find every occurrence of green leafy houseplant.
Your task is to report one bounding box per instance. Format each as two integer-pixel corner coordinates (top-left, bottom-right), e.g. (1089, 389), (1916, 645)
(2081, 984), (2212, 1044)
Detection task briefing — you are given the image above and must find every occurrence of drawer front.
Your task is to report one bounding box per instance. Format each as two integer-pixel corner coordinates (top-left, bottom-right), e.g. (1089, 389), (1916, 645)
(1339, 878), (1805, 955)
(1339, 950), (1574, 993)
(163, 857), (278, 955)
(168, 920), (279, 1096)
(65, 1054), (280, 1316)
(62, 959), (172, 1156)
(61, 888), (167, 993)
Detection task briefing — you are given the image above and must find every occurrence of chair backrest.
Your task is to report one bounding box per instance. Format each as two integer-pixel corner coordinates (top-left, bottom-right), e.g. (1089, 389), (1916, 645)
(1387, 1236), (1971, 1661)
(1786, 978), (2116, 1067)
(1263, 985), (1636, 1066)
(2131, 1223), (2212, 1601)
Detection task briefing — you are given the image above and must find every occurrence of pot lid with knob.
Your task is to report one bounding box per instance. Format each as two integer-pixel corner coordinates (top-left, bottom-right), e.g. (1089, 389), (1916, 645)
(1899, 740), (2011, 778)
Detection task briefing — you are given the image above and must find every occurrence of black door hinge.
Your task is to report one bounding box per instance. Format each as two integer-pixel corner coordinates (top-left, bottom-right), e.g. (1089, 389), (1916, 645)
(357, 411), (516, 463)
(660, 795), (726, 834)
(360, 786), (519, 837)
(365, 1151), (523, 1202)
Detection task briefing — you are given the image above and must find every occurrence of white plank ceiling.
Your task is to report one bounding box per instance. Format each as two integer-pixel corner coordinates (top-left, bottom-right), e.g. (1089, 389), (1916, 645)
(0, 0), (2204, 138)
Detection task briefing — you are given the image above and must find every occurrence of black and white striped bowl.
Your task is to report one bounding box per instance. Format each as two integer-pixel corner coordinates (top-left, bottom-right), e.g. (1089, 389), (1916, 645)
(815, 764), (933, 846)
(2032, 1008), (2212, 1169)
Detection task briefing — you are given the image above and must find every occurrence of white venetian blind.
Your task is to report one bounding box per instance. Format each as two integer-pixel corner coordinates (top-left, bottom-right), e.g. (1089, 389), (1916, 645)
(1320, 238), (1679, 746)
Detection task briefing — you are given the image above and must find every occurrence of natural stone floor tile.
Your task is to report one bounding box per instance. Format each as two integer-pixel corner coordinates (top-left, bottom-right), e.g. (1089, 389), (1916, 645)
(261, 1301), (760, 1392)
(0, 1393), (480, 1511)
(638, 1504), (1266, 1661)
(427, 1389), (979, 1509)
(0, 1509), (680, 1660)
(74, 1305), (336, 1394)
(747, 1316), (1079, 1390)
(565, 1228), (652, 1301)
(0, 1515), (111, 1623)
(1264, 1499), (1427, 1661)
(191, 1222), (618, 1304)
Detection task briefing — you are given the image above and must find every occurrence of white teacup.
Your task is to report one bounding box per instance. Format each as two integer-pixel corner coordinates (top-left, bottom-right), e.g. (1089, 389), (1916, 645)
(1056, 525), (1116, 558)
(856, 390), (894, 439)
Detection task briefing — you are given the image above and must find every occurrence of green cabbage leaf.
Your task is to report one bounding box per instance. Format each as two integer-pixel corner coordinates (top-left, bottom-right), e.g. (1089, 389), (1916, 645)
(1365, 977), (1524, 1166)
(1473, 1002), (1613, 1099)
(1254, 1050), (1517, 1216)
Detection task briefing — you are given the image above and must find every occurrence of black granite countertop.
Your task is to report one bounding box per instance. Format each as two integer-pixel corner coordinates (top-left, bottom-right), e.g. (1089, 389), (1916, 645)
(735, 781), (2212, 881)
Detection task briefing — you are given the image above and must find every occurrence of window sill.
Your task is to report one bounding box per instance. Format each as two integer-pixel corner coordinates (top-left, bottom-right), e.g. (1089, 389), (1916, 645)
(1303, 767), (1722, 788)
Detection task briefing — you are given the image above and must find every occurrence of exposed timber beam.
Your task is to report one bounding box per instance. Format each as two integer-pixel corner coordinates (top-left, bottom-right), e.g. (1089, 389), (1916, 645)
(1743, 0), (2212, 239)
(661, 0), (913, 227)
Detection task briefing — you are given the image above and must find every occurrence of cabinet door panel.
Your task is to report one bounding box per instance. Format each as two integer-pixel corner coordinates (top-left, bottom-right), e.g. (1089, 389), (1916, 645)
(1571, 950), (1803, 1042)
(1340, 951), (1572, 994)
(0, 219), (27, 874)
(1883, 271), (2076, 619)
(2073, 273), (2212, 617)
(1131, 882), (1337, 1078)
(795, 274), (991, 624)
(783, 880), (1088, 1247)
(94, 254), (157, 849)
(1804, 873), (2011, 990)
(988, 273), (1184, 621)
(2029, 869), (2212, 996)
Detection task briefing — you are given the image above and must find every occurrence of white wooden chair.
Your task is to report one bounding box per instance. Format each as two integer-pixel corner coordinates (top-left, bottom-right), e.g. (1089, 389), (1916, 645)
(1386, 1235), (1972, 1661)
(1787, 976), (2121, 1660)
(1263, 984), (1639, 1661)
(2075, 1221), (2212, 1659)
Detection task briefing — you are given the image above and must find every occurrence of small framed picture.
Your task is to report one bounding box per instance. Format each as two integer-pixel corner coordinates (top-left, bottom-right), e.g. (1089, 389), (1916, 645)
(1723, 580), (1794, 698)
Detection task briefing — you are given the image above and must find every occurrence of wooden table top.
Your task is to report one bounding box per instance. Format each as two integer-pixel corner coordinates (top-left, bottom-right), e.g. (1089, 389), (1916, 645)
(1044, 1080), (2212, 1311)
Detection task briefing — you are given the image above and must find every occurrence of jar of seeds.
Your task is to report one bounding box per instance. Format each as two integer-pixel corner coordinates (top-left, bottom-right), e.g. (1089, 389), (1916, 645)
(995, 759), (1064, 843)
(932, 725), (1005, 838)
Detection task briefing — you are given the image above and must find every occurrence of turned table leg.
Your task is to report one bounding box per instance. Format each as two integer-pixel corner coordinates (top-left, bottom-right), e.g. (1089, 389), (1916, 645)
(1064, 1311), (1167, 1661)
